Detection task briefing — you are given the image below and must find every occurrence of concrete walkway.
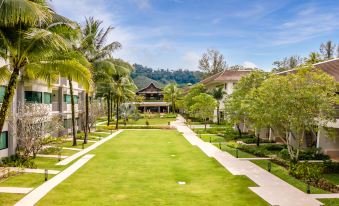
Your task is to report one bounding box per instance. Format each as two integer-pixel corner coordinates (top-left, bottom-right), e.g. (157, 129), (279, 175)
(57, 130), (123, 166)
(0, 187), (33, 194)
(15, 154), (94, 206)
(172, 115), (324, 206)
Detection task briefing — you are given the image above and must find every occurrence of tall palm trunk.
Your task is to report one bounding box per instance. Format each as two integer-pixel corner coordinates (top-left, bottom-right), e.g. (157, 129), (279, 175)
(110, 93), (113, 121)
(68, 78), (77, 146)
(0, 67), (20, 134)
(171, 96), (175, 114)
(115, 97), (119, 130)
(107, 93), (110, 126)
(84, 92), (89, 144)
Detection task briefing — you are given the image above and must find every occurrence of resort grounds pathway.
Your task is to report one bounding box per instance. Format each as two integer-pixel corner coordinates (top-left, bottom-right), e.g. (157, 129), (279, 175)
(172, 115), (324, 206)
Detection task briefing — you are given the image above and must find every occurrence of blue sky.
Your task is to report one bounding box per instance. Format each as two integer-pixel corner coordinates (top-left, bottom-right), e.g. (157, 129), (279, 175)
(51, 0), (339, 71)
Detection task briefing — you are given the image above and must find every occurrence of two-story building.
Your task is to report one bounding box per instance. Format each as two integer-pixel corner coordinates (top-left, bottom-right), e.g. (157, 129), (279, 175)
(0, 77), (86, 158)
(199, 70), (252, 122)
(135, 82), (170, 113)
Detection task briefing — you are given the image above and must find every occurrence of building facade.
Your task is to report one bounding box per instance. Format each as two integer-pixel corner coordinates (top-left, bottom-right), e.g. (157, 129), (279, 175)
(199, 70), (252, 122)
(0, 77), (86, 158)
(135, 83), (170, 113)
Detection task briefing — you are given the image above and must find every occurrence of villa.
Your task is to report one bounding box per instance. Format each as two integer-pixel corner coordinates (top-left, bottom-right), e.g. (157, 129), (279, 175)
(199, 69), (252, 122)
(0, 78), (86, 158)
(135, 82), (170, 113)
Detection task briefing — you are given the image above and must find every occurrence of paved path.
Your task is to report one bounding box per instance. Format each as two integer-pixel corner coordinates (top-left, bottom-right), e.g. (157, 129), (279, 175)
(1, 167), (60, 175)
(172, 115), (324, 206)
(62, 147), (82, 151)
(57, 130), (123, 166)
(15, 155), (94, 206)
(36, 154), (68, 159)
(0, 187), (33, 194)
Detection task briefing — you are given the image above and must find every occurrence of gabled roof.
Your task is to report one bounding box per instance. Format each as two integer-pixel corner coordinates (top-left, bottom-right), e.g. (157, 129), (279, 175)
(200, 70), (253, 85)
(136, 82), (163, 94)
(276, 58), (339, 81)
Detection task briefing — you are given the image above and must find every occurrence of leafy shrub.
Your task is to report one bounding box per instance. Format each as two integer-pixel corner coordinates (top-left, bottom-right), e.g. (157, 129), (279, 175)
(264, 144), (286, 151)
(39, 147), (61, 155)
(299, 148), (330, 161)
(290, 161), (321, 181)
(226, 142), (268, 157)
(145, 120), (150, 126)
(0, 155), (36, 168)
(242, 138), (275, 144)
(323, 160), (339, 173)
(280, 149), (290, 160)
(224, 125), (238, 140)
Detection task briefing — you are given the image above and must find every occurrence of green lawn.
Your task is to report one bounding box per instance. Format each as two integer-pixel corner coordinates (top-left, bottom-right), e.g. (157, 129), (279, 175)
(320, 199), (339, 206)
(219, 144), (256, 158)
(0, 193), (24, 206)
(252, 160), (327, 194)
(37, 130), (269, 206)
(323, 174), (339, 185)
(60, 141), (95, 149)
(199, 134), (225, 143)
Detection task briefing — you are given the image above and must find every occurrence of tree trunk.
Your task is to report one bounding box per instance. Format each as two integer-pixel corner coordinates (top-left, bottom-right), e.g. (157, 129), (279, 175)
(115, 98), (119, 130)
(0, 67), (20, 134)
(110, 93), (113, 121)
(256, 133), (260, 147)
(216, 105), (220, 125)
(107, 93), (110, 126)
(236, 124), (242, 139)
(68, 78), (77, 146)
(84, 93), (89, 144)
(204, 119), (207, 131)
(172, 96), (175, 114)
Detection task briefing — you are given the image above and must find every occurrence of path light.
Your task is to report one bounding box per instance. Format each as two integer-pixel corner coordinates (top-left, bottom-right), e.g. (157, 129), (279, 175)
(58, 152), (61, 162)
(44, 169), (48, 181)
(209, 136), (211, 143)
(82, 143), (85, 150)
(236, 149), (239, 158)
(219, 142), (221, 149)
(267, 161), (271, 172)
(307, 182), (311, 194)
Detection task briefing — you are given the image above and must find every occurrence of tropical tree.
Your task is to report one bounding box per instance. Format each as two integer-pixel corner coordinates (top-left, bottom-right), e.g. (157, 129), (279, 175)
(120, 104), (135, 126)
(190, 93), (217, 130)
(255, 66), (337, 161)
(183, 83), (206, 115)
(320, 41), (336, 60)
(305, 52), (322, 65)
(225, 70), (269, 139)
(209, 87), (225, 125)
(199, 49), (227, 77)
(163, 83), (181, 113)
(0, 0), (91, 135)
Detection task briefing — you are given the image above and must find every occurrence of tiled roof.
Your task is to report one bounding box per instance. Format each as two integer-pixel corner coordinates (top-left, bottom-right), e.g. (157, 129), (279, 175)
(200, 70), (252, 85)
(276, 58), (339, 81)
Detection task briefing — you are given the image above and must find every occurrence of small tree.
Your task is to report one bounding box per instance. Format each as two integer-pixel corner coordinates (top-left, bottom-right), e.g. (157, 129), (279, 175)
(209, 87), (225, 125)
(163, 83), (182, 113)
(120, 104), (136, 126)
(14, 104), (64, 160)
(183, 83), (206, 116)
(256, 67), (337, 161)
(199, 49), (227, 77)
(190, 93), (217, 130)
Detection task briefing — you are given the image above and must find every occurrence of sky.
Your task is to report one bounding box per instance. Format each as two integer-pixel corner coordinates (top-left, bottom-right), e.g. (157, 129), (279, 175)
(50, 0), (339, 71)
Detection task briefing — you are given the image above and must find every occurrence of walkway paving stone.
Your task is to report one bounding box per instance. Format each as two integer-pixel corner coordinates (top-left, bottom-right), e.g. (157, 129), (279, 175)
(57, 130), (123, 166)
(172, 115), (324, 206)
(14, 155), (94, 206)
(0, 187), (33, 194)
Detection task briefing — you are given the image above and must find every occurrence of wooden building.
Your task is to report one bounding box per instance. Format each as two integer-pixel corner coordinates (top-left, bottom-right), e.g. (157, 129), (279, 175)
(135, 83), (170, 113)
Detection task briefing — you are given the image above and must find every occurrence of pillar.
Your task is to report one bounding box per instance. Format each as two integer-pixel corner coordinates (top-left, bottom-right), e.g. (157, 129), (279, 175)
(158, 106), (160, 113)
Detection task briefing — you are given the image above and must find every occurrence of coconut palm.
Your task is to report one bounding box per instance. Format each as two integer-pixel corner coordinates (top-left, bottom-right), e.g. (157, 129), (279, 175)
(210, 87), (225, 125)
(305, 52), (322, 65)
(0, 0), (91, 134)
(163, 83), (181, 114)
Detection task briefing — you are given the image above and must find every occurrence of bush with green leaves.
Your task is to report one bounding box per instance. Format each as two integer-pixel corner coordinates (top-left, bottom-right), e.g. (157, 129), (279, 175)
(289, 161), (321, 182)
(0, 155), (36, 168)
(163, 113), (177, 118)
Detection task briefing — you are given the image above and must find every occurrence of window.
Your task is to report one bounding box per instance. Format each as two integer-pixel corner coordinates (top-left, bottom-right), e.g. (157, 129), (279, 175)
(0, 86), (5, 103)
(0, 131), (8, 150)
(25, 91), (42, 103)
(64, 119), (72, 129)
(44, 93), (52, 104)
(64, 95), (78, 104)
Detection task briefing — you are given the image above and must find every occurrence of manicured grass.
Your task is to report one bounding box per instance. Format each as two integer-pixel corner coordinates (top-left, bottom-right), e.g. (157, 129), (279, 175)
(199, 134), (225, 143)
(0, 173), (54, 188)
(323, 174), (339, 185)
(219, 144), (256, 158)
(37, 130), (269, 206)
(252, 160), (328, 194)
(319, 199), (339, 206)
(33, 157), (68, 171)
(0, 193), (24, 206)
(60, 141), (95, 149)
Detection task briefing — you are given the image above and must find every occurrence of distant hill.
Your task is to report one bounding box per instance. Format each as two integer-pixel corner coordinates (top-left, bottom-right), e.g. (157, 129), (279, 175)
(132, 75), (165, 90)
(131, 64), (203, 88)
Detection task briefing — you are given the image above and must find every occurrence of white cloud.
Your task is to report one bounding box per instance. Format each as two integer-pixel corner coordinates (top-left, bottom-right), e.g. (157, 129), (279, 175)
(182, 51), (201, 70)
(130, 0), (151, 10)
(243, 61), (257, 69)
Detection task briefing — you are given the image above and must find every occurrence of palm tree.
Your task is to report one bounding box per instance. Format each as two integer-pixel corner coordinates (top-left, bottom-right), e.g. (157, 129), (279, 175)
(210, 87), (225, 125)
(163, 83), (181, 113)
(120, 104), (135, 126)
(305, 52), (322, 64)
(78, 17), (121, 144)
(0, 0), (91, 134)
